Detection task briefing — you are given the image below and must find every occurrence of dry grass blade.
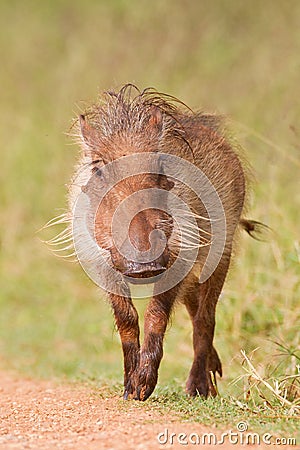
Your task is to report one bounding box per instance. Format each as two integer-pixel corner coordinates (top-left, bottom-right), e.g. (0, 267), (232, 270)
(240, 350), (300, 414)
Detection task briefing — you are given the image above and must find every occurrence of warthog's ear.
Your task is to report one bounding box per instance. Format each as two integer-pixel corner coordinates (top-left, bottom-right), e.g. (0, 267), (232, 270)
(79, 114), (98, 154)
(148, 106), (163, 130)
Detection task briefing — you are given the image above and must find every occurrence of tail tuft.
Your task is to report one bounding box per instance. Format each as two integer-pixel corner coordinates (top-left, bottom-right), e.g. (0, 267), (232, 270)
(240, 219), (272, 241)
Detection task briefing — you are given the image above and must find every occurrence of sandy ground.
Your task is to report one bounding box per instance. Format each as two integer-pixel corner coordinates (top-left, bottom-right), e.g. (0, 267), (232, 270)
(0, 371), (297, 450)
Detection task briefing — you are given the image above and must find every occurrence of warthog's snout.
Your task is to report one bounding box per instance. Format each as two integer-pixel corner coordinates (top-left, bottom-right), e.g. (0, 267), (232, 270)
(123, 260), (167, 279)
(112, 251), (169, 284)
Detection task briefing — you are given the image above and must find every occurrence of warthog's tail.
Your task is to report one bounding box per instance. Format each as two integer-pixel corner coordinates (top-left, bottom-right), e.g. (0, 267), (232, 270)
(240, 218), (272, 241)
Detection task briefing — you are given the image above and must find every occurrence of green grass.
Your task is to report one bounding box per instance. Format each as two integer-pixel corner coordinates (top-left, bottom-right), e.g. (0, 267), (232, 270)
(0, 0), (299, 439)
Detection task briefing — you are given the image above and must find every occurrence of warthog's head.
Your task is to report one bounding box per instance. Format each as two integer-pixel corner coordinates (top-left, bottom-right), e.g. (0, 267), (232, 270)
(77, 86), (177, 283)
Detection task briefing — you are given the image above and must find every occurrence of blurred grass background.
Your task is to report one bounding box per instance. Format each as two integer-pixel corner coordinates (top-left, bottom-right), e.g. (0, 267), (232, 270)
(0, 0), (299, 404)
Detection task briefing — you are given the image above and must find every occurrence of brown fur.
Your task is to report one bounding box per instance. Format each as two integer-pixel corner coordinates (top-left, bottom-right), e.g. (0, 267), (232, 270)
(70, 84), (258, 400)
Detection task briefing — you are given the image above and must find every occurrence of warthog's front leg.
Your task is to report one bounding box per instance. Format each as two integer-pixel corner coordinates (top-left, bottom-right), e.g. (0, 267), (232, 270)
(131, 286), (178, 401)
(110, 294), (140, 399)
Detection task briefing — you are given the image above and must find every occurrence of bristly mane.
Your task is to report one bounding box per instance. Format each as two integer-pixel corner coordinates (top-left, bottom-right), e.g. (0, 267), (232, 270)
(77, 83), (223, 161)
(85, 83), (191, 132)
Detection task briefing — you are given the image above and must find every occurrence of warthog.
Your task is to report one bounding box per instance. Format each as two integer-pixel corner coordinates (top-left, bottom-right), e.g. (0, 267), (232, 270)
(54, 84), (264, 400)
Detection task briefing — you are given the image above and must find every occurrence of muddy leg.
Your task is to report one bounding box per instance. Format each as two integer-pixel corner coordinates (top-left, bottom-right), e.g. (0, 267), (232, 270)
(131, 287), (178, 401)
(184, 261), (229, 398)
(109, 294), (140, 399)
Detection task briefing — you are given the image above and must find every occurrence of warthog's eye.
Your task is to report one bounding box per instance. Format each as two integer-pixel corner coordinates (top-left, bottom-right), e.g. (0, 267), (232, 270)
(91, 159), (105, 179)
(158, 174), (175, 191)
(92, 167), (103, 178)
(92, 166), (103, 178)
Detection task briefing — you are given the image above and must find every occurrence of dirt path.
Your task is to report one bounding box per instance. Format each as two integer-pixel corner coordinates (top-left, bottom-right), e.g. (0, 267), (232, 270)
(0, 371), (204, 450)
(0, 371), (294, 450)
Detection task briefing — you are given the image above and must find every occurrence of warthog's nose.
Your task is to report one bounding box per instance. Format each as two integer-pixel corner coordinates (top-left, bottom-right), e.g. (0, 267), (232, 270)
(124, 261), (166, 278)
(111, 247), (170, 284)
(123, 261), (167, 283)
